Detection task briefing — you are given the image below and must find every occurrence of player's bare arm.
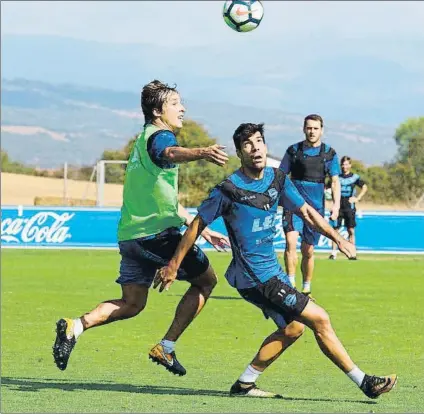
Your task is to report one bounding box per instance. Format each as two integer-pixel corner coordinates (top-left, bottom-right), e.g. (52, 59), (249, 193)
(163, 144), (229, 166)
(154, 215), (207, 292)
(177, 204), (229, 252)
(298, 203), (356, 258)
(349, 184), (368, 204)
(330, 174), (341, 220)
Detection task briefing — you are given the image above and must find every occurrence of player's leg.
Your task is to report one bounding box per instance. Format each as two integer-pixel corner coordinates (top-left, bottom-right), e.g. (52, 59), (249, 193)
(300, 241), (314, 296)
(297, 300), (397, 398)
(53, 242), (151, 371)
(230, 280), (306, 398)
(283, 210), (301, 288)
(329, 216), (342, 260)
(230, 322), (305, 398)
(346, 209), (358, 259)
(250, 321), (305, 370)
(348, 227), (355, 245)
(149, 236), (216, 376)
(53, 284), (148, 371)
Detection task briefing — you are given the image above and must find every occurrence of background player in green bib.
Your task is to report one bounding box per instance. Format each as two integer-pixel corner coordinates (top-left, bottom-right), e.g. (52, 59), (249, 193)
(53, 80), (230, 376)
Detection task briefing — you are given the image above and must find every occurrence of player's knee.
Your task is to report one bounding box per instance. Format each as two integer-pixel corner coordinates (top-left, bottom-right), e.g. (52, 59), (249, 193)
(301, 244), (314, 260)
(311, 307), (331, 334)
(126, 302), (146, 318)
(285, 322), (305, 340)
(193, 267), (218, 297)
(121, 297), (146, 318)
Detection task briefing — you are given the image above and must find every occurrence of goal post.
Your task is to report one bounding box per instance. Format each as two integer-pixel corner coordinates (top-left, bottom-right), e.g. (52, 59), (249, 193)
(95, 160), (128, 207)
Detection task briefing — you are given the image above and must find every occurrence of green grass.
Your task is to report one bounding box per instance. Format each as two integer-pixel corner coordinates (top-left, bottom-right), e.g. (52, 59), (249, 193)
(1, 250), (424, 413)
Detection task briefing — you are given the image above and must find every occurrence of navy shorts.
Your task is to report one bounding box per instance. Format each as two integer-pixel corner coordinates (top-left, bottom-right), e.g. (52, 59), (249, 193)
(283, 209), (321, 246)
(237, 276), (310, 329)
(332, 208), (357, 229)
(116, 228), (210, 287)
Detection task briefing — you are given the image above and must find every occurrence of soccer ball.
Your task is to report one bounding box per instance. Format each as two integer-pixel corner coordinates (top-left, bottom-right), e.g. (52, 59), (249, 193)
(223, 0), (264, 33)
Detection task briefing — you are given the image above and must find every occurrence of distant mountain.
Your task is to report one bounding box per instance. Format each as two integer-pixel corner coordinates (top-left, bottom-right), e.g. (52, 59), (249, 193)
(2, 34), (423, 126)
(1, 78), (398, 168)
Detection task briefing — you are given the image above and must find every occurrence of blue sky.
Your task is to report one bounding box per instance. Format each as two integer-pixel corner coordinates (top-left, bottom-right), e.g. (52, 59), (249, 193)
(2, 1), (424, 75)
(2, 1), (424, 46)
(1, 1), (423, 126)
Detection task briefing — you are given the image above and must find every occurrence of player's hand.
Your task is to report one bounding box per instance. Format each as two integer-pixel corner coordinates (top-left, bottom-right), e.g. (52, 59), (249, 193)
(201, 228), (230, 252)
(337, 238), (356, 259)
(153, 266), (178, 292)
(349, 196), (359, 203)
(330, 207), (339, 221)
(204, 145), (229, 167)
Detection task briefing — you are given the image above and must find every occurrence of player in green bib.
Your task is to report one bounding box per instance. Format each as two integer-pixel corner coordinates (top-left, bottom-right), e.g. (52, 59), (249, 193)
(53, 80), (230, 376)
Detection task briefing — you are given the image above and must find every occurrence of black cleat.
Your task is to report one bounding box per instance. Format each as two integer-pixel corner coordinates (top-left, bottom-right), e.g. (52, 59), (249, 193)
(53, 318), (76, 371)
(149, 344), (186, 376)
(349, 256), (358, 261)
(229, 380), (283, 398)
(360, 374), (398, 399)
(328, 254), (336, 260)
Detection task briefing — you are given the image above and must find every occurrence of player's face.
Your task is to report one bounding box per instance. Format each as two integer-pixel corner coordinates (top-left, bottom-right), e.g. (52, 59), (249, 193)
(303, 120), (323, 145)
(238, 131), (267, 171)
(341, 160), (351, 174)
(158, 92), (186, 130)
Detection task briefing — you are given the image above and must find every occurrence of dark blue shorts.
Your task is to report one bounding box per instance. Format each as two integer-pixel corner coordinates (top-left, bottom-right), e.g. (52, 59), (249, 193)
(283, 209), (322, 246)
(116, 228), (210, 287)
(237, 276), (310, 328)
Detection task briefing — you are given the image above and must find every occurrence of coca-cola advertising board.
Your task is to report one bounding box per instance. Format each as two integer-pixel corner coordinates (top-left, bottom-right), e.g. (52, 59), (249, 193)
(1, 206), (423, 253)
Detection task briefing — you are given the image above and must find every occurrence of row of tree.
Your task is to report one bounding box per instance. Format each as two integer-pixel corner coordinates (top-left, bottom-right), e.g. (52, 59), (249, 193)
(2, 117), (423, 207)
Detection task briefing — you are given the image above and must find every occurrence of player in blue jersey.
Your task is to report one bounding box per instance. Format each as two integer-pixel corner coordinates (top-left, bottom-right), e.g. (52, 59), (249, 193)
(154, 123), (397, 399)
(280, 114), (341, 296)
(329, 156), (368, 260)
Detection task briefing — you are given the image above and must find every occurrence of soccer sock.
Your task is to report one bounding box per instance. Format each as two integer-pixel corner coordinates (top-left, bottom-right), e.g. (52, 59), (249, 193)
(347, 366), (366, 387)
(73, 318), (84, 340)
(332, 250), (338, 257)
(303, 282), (311, 292)
(288, 275), (296, 288)
(238, 364), (263, 383)
(160, 339), (176, 354)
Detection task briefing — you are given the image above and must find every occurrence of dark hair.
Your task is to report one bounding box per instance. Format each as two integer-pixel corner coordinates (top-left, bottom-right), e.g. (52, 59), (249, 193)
(341, 156), (351, 164)
(233, 123), (265, 150)
(303, 114), (324, 128)
(141, 80), (178, 125)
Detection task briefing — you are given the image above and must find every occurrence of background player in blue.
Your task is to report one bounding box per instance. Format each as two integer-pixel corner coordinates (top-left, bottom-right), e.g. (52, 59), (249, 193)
(154, 123), (397, 400)
(280, 114), (341, 296)
(329, 155), (368, 260)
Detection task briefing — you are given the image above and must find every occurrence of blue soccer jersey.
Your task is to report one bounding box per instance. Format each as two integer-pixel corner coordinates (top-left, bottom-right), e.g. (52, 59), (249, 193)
(280, 142), (340, 212)
(197, 167), (305, 289)
(147, 130), (179, 169)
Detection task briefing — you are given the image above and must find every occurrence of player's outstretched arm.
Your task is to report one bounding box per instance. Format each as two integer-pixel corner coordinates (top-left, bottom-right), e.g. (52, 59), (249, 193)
(153, 215), (207, 292)
(177, 204), (229, 251)
(298, 203), (356, 259)
(163, 144), (229, 166)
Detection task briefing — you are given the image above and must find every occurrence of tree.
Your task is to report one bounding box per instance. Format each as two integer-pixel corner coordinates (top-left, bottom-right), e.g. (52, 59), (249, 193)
(394, 117), (424, 163)
(391, 117), (424, 205)
(176, 120), (239, 206)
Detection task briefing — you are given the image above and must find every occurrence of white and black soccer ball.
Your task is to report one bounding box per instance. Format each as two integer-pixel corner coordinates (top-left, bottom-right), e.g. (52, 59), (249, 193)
(223, 0), (264, 33)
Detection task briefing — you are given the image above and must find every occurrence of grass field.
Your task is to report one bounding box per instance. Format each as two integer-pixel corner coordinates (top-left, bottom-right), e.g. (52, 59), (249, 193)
(1, 249), (424, 413)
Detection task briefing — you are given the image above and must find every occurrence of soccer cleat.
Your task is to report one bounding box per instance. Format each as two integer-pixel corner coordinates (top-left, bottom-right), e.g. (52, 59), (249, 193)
(329, 254), (336, 260)
(360, 374), (398, 399)
(229, 380), (283, 398)
(53, 318), (77, 371)
(349, 256), (358, 261)
(148, 343), (186, 376)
